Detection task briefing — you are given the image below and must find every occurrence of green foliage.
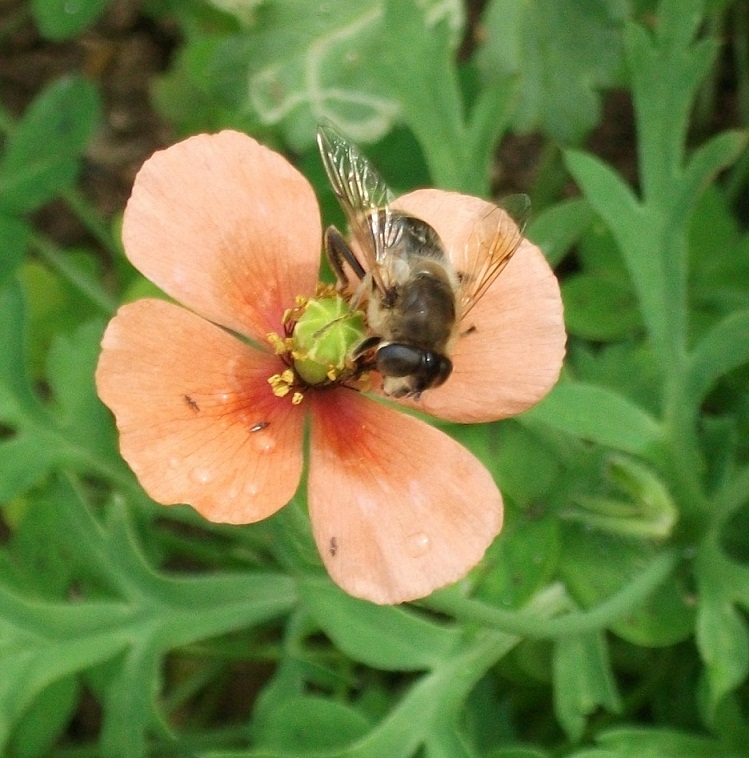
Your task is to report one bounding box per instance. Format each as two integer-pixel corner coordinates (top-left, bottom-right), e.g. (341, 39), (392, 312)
(477, 0), (631, 142)
(31, 0), (113, 40)
(1, 0), (749, 755)
(0, 76), (101, 214)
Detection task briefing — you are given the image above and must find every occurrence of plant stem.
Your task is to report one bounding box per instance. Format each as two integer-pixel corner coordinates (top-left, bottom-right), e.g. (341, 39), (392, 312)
(662, 370), (709, 536)
(62, 187), (121, 259)
(423, 548), (679, 638)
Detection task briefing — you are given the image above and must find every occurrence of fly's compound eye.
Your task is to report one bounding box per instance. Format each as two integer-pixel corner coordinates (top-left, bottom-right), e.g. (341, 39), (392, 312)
(376, 343), (423, 377)
(376, 343), (453, 390)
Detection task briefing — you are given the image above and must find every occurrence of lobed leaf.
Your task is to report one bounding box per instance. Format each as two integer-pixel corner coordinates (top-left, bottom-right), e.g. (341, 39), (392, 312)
(553, 630), (621, 740)
(239, 0), (465, 151)
(477, 0), (630, 143)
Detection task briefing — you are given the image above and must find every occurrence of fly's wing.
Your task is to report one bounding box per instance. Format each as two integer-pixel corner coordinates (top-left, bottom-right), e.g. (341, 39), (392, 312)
(317, 125), (398, 293)
(455, 194), (530, 321)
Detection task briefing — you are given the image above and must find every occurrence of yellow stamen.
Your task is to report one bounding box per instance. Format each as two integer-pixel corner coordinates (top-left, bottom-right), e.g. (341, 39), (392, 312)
(267, 332), (292, 355)
(268, 368), (297, 398)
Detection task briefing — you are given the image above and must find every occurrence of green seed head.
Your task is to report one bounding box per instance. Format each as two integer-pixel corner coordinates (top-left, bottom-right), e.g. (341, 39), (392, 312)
(292, 295), (366, 385)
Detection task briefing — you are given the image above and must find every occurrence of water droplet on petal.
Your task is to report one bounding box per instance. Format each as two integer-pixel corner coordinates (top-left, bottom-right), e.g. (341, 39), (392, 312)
(226, 356), (243, 381)
(168, 456), (180, 469)
(245, 481), (259, 496)
(407, 532), (430, 557)
(190, 467), (214, 485)
(252, 432), (276, 454)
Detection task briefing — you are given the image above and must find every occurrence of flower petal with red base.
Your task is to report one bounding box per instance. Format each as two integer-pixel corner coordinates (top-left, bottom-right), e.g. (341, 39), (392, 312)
(395, 190), (566, 423)
(96, 299), (304, 524)
(308, 391), (503, 604)
(122, 131), (322, 342)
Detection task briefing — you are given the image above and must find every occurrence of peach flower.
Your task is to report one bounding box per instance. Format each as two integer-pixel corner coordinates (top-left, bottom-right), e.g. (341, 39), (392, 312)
(96, 131), (565, 605)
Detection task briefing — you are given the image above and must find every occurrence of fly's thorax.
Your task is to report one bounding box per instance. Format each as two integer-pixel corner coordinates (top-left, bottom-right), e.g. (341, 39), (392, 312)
(382, 211), (446, 261)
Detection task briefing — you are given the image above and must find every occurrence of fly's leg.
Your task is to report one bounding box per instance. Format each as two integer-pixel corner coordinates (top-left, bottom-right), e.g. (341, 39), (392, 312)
(324, 226), (366, 291)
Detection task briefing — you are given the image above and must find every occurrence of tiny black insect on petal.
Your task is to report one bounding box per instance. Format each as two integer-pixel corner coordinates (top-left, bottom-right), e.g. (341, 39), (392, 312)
(183, 394), (200, 412)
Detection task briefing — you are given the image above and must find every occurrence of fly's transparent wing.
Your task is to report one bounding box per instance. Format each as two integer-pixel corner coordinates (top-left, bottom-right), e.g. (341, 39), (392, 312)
(317, 125), (398, 293)
(456, 194), (530, 321)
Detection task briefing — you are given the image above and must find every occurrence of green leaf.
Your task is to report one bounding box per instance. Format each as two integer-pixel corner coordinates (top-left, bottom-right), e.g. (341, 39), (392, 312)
(44, 319), (124, 476)
(522, 381), (664, 457)
(685, 310), (749, 407)
(255, 695), (370, 753)
(19, 254), (103, 379)
(560, 526), (694, 647)
(475, 500), (560, 609)
(301, 578), (461, 671)
(0, 434), (57, 503)
(566, 455), (678, 541)
(563, 149), (645, 258)
(695, 540), (749, 713)
(206, 0), (264, 25)
(0, 215), (28, 287)
(240, 1), (439, 149)
(624, 0), (716, 201)
(571, 342), (662, 417)
(490, 421), (562, 505)
(696, 590), (749, 711)
(0, 301), (128, 500)
(8, 480), (81, 597)
(527, 197), (595, 268)
(677, 130), (748, 222)
(152, 35), (254, 136)
(246, 1), (399, 147)
(379, 0), (469, 191)
(0, 477), (297, 754)
(425, 720), (477, 758)
(589, 726), (741, 757)
(688, 186), (749, 320)
(563, 153), (668, 348)
(553, 631), (621, 741)
(31, 0), (112, 40)
(562, 274), (641, 341)
(0, 77), (101, 214)
(0, 280), (47, 426)
(477, 0), (630, 142)
(7, 675), (79, 758)
(378, 0), (509, 195)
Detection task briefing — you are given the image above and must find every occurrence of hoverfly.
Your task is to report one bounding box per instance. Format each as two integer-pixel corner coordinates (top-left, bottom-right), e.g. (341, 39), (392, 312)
(316, 125), (529, 399)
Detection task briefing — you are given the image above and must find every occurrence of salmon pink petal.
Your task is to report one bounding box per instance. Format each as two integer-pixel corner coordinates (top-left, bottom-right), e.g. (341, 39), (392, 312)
(96, 299), (304, 523)
(395, 189), (565, 423)
(307, 391), (503, 604)
(122, 131), (321, 342)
